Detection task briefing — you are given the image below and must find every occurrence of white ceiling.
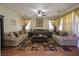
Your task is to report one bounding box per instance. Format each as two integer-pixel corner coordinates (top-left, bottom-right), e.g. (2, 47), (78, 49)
(1, 3), (79, 19)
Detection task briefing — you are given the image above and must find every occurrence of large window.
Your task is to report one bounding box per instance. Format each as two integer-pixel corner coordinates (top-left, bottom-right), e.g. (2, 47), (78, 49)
(59, 18), (63, 31)
(76, 16), (79, 32)
(25, 20), (31, 31)
(48, 20), (54, 31)
(72, 12), (79, 34)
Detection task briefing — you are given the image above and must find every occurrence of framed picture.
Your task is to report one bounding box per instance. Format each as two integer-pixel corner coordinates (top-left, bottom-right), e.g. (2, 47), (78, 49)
(36, 17), (43, 27)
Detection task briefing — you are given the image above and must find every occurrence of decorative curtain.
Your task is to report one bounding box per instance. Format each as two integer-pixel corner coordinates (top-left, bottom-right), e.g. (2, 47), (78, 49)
(22, 19), (30, 30)
(72, 8), (79, 33)
(59, 17), (63, 31)
(50, 20), (55, 26)
(63, 12), (72, 32)
(53, 20), (58, 27)
(51, 7), (79, 32)
(50, 18), (61, 31)
(53, 19), (60, 26)
(74, 8), (79, 17)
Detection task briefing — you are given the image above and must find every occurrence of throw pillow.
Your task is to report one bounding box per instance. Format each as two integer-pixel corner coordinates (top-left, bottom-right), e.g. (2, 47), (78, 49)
(13, 32), (19, 37)
(8, 32), (16, 37)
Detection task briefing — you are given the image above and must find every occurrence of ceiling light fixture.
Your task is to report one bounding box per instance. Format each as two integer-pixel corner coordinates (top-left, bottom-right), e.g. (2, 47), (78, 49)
(36, 10), (46, 16)
(38, 14), (41, 16)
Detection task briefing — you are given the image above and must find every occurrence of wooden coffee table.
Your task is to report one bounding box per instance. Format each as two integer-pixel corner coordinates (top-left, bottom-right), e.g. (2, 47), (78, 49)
(31, 34), (48, 43)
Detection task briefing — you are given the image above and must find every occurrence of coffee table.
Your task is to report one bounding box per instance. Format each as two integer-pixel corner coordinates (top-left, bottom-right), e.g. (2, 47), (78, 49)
(31, 34), (48, 43)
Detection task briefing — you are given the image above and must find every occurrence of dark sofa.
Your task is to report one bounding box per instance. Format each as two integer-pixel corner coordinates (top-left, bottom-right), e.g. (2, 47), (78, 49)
(28, 29), (53, 38)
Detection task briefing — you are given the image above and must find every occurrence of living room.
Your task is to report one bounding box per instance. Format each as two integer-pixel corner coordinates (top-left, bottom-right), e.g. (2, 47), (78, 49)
(0, 3), (79, 56)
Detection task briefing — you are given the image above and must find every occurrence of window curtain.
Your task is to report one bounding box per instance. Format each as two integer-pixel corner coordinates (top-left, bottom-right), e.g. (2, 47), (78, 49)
(53, 20), (58, 26)
(57, 18), (61, 27)
(50, 18), (61, 26)
(51, 18), (61, 31)
(25, 20), (31, 30)
(63, 12), (72, 32)
(74, 8), (79, 17)
(59, 17), (63, 31)
(22, 19), (30, 30)
(50, 20), (55, 26)
(52, 7), (79, 33)
(72, 8), (79, 34)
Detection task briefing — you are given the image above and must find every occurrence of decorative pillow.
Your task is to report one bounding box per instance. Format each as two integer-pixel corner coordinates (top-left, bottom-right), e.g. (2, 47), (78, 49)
(13, 32), (19, 37)
(8, 32), (16, 37)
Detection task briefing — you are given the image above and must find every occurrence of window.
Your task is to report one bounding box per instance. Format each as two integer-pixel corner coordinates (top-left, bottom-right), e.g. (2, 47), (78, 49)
(59, 18), (63, 31)
(48, 20), (54, 31)
(76, 16), (79, 32)
(72, 14), (79, 33)
(72, 12), (79, 37)
(25, 20), (31, 30)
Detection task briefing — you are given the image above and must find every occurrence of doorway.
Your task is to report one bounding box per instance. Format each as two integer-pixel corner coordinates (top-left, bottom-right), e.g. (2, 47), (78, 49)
(0, 15), (4, 51)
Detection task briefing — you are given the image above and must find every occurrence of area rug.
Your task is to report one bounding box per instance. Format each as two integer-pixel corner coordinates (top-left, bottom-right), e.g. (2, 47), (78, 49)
(16, 37), (71, 51)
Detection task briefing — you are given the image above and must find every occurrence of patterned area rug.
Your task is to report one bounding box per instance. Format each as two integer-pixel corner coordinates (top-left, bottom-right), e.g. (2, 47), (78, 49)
(16, 37), (71, 51)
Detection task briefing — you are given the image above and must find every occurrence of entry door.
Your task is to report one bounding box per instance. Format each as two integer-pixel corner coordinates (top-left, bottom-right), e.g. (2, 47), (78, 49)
(0, 15), (4, 50)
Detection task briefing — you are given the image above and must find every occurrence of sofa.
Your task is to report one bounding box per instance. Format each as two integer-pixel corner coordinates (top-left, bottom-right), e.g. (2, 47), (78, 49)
(4, 31), (28, 46)
(28, 29), (53, 38)
(53, 35), (79, 46)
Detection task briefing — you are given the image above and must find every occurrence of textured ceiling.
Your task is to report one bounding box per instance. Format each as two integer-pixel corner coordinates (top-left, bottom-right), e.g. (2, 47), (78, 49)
(1, 3), (79, 19)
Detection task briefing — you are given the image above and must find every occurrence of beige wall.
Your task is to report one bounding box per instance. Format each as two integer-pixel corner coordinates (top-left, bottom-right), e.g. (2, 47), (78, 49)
(0, 5), (23, 33)
(31, 17), (49, 30)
